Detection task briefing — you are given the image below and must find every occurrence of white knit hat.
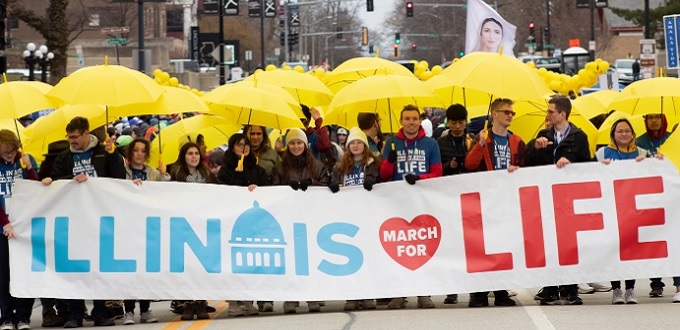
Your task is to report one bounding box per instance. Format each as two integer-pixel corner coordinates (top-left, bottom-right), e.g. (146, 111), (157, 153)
(286, 128), (308, 145)
(346, 127), (368, 146)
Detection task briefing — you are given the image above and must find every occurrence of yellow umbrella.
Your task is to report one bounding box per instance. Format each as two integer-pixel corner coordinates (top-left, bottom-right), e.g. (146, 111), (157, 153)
(0, 80), (61, 120)
(509, 110), (598, 156)
(607, 77), (680, 119)
(23, 104), (108, 163)
(206, 80), (301, 116)
(595, 111), (674, 146)
(425, 74), (548, 118)
(203, 84), (304, 130)
(658, 128), (680, 172)
(109, 86), (208, 119)
(322, 57), (414, 93)
(324, 74), (442, 133)
(148, 114), (242, 165)
(46, 60), (166, 120)
(572, 90), (619, 119)
(0, 119), (27, 144)
(244, 70), (334, 107)
(440, 52), (553, 102)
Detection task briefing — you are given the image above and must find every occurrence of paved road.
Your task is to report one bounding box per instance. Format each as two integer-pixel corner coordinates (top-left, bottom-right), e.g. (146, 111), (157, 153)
(20, 279), (680, 329)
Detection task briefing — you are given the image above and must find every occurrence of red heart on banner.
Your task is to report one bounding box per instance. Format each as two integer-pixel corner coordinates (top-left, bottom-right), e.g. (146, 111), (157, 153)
(379, 215), (441, 271)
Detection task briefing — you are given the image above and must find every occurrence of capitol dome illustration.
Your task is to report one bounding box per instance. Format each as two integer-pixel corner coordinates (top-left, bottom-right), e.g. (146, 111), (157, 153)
(229, 201), (287, 274)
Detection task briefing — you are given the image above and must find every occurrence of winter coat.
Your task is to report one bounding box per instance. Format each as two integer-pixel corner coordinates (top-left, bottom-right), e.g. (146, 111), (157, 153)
(525, 123), (591, 166)
(330, 158), (379, 187)
(270, 154), (329, 186)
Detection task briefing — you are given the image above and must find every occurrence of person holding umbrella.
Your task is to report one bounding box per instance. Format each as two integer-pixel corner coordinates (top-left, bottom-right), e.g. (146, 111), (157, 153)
(0, 130), (39, 330)
(244, 125), (280, 177)
(217, 133), (269, 317)
(49, 117), (124, 327)
(379, 105), (442, 310)
(464, 98), (525, 308)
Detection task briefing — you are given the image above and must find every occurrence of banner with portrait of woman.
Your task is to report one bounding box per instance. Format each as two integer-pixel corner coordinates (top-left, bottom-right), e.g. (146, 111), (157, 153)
(465, 0), (517, 57)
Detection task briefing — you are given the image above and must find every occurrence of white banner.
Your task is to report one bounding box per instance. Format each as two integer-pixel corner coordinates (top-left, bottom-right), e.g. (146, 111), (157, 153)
(465, 0), (517, 56)
(8, 160), (680, 300)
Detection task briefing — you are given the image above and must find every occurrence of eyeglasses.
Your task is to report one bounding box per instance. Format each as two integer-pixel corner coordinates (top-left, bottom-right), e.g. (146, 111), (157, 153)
(0, 149), (17, 157)
(495, 110), (516, 116)
(65, 133), (83, 140)
(235, 142), (250, 148)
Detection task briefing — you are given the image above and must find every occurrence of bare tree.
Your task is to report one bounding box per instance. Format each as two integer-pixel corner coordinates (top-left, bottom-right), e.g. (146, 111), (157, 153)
(8, 0), (84, 83)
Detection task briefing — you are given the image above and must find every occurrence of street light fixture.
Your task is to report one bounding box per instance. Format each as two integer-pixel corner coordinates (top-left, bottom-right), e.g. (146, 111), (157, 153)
(23, 43), (53, 82)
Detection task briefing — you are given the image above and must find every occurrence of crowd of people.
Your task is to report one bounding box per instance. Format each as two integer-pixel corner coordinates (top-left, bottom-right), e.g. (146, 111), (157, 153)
(0, 95), (678, 329)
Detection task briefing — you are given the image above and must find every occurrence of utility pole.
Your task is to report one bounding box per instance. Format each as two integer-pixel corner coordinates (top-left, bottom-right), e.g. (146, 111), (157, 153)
(219, 0), (225, 85)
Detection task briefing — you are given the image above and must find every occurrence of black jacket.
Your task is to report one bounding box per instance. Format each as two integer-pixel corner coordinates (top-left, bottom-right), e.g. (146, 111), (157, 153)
(437, 132), (471, 176)
(217, 152), (270, 187)
(51, 144), (126, 180)
(525, 123), (591, 166)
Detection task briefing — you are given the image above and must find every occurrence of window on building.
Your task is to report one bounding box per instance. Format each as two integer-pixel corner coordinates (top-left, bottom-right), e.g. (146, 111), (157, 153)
(166, 7), (183, 33)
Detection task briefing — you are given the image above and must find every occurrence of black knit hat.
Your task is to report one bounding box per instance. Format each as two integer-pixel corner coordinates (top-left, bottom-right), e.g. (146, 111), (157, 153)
(446, 104), (468, 121)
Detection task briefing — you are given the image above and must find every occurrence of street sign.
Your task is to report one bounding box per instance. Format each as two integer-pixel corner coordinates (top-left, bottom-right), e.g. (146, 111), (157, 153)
(224, 0), (239, 16)
(664, 15), (679, 69)
(107, 39), (127, 45)
(101, 27), (129, 34)
(248, 0), (260, 18)
(264, 0), (276, 17)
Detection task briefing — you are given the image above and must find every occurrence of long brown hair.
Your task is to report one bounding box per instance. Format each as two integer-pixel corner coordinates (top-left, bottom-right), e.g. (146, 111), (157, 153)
(172, 142), (215, 182)
(337, 143), (379, 176)
(280, 145), (316, 182)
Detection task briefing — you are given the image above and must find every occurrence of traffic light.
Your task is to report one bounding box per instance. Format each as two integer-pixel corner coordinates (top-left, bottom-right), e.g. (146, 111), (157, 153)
(458, 51), (464, 57)
(279, 32), (285, 46)
(394, 44), (399, 58)
(367, 0), (374, 12)
(336, 27), (343, 39)
(406, 2), (413, 17)
(369, 44), (374, 54)
(395, 33), (401, 45)
(361, 27), (368, 46)
(529, 22), (535, 41)
(411, 43), (417, 51)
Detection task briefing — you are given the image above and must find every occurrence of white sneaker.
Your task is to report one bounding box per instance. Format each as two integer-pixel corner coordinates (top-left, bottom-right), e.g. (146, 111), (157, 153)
(16, 321), (30, 330)
(0, 322), (13, 330)
(578, 283), (595, 294)
(140, 311), (158, 323)
(589, 282), (612, 292)
(612, 288), (625, 304)
(123, 311), (135, 325)
(625, 289), (638, 304)
(673, 292), (680, 303)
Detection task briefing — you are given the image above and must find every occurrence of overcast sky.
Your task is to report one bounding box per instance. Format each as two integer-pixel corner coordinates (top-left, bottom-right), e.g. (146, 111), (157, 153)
(357, 0), (396, 33)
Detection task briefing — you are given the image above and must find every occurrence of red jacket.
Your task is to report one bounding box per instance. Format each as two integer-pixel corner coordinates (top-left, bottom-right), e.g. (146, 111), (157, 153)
(465, 132), (526, 172)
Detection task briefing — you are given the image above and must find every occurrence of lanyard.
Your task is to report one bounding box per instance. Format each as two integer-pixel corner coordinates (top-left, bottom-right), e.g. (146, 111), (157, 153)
(553, 125), (570, 163)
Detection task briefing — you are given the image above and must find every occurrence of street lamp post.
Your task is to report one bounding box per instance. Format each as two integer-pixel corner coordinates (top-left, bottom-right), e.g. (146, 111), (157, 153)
(23, 43), (54, 83)
(38, 45), (54, 83)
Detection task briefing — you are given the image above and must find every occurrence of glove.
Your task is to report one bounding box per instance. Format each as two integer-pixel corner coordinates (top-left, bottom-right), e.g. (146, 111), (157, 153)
(387, 149), (397, 163)
(363, 180), (374, 191)
(289, 180), (300, 191)
(329, 183), (340, 193)
(299, 178), (313, 191)
(405, 174), (420, 185)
